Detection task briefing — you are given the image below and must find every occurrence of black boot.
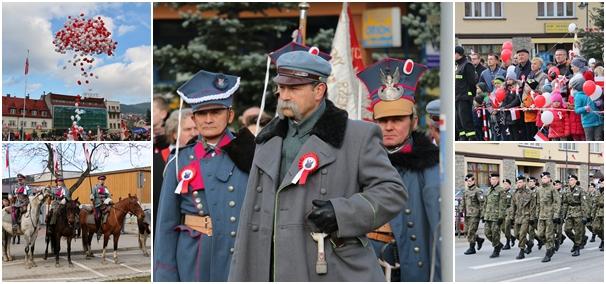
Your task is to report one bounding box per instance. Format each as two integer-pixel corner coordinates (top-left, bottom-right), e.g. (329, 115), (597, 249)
(510, 236), (516, 247)
(490, 243), (503, 258)
(600, 240), (603, 251)
(464, 243), (476, 255)
(541, 248), (554, 262)
(560, 234), (566, 244)
(476, 237), (485, 250)
(590, 233), (596, 242)
(572, 245), (580, 257)
(555, 238), (560, 251)
(536, 236), (544, 250)
(516, 249), (525, 259)
(503, 241), (511, 250)
(525, 240), (534, 254)
(580, 235), (588, 249)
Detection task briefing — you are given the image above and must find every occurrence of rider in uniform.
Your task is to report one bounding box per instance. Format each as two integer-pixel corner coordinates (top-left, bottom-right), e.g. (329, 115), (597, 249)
(46, 177), (71, 232)
(11, 173), (32, 232)
(91, 175), (112, 240)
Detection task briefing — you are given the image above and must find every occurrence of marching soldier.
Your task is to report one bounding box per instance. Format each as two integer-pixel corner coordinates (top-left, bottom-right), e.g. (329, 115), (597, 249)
(46, 178), (71, 232)
(365, 58), (441, 281)
(591, 182), (604, 251)
(587, 183), (597, 243)
(153, 70), (254, 281)
(535, 172), (560, 262)
(91, 175), (112, 240)
(483, 172), (507, 258)
(553, 180), (566, 251)
(511, 176), (536, 259)
(11, 173), (31, 232)
(562, 175), (588, 257)
(462, 174), (485, 255)
(501, 179), (515, 250)
(525, 177), (539, 254)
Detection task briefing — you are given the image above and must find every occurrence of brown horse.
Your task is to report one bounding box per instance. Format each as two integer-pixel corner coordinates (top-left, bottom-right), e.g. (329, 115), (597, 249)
(79, 194), (144, 264)
(43, 198), (80, 267)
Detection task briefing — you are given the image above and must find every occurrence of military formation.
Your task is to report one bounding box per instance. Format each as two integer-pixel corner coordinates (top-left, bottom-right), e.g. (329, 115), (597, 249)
(461, 172), (604, 263)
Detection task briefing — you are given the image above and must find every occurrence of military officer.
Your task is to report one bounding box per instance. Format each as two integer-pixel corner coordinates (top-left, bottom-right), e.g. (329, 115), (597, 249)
(501, 179), (515, 250)
(91, 176), (111, 239)
(562, 174), (588, 256)
(535, 172), (560, 262)
(591, 183), (604, 251)
(11, 173), (31, 232)
(365, 58), (441, 281)
(483, 172), (507, 258)
(46, 178), (71, 231)
(462, 174), (485, 255)
(229, 48), (406, 281)
(153, 70), (254, 282)
(511, 176), (537, 259)
(525, 176), (539, 254)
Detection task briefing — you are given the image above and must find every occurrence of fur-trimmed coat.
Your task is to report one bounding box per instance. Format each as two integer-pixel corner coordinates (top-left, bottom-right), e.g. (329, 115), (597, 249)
(371, 131), (441, 282)
(228, 99), (407, 281)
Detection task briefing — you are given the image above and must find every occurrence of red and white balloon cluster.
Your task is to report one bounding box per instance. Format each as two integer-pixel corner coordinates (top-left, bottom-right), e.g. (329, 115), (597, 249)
(68, 95), (86, 140)
(53, 13), (117, 87)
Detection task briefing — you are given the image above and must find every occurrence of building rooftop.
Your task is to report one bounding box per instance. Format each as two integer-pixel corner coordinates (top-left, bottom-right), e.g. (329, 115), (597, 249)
(2, 95), (52, 118)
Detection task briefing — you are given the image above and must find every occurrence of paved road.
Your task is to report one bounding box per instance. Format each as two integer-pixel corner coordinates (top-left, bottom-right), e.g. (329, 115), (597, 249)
(455, 226), (604, 282)
(3, 219), (150, 282)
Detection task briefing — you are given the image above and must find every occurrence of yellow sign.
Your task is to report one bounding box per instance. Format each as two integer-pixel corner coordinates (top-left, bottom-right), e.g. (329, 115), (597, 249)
(523, 149), (541, 159)
(545, 22), (571, 33)
(362, 7), (401, 48)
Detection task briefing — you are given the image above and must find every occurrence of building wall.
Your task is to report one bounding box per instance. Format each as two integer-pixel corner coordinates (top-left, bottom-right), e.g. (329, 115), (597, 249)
(106, 101), (121, 133)
(3, 117), (53, 134)
(30, 169), (151, 204)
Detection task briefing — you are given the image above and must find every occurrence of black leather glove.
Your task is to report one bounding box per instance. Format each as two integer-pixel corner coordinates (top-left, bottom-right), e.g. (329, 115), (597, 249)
(552, 218), (561, 224)
(581, 218), (588, 225)
(308, 200), (338, 234)
(529, 219), (536, 226)
(497, 218), (504, 226)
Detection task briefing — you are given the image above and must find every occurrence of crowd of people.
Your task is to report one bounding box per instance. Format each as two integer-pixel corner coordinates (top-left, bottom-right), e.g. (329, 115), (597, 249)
(459, 172), (604, 263)
(2, 130), (150, 141)
(455, 45), (604, 141)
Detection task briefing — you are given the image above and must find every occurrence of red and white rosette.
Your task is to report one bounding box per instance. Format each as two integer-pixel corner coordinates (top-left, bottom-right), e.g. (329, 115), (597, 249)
(175, 165), (197, 195)
(291, 152), (320, 185)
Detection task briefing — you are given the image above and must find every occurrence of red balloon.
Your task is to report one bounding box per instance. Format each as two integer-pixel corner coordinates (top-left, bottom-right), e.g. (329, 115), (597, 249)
(502, 41), (513, 51)
(495, 88), (506, 102)
(501, 49), (512, 63)
(583, 80), (596, 95)
(534, 95), (546, 108)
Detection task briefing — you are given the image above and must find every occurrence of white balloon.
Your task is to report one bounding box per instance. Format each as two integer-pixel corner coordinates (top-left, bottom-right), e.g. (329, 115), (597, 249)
(592, 85), (603, 96)
(541, 110), (554, 125)
(70, 115), (75, 121)
(568, 23), (577, 33)
(542, 92), (552, 107)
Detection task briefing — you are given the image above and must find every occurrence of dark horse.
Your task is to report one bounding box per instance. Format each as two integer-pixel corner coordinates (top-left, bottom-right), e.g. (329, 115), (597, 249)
(43, 198), (80, 267)
(80, 194), (145, 264)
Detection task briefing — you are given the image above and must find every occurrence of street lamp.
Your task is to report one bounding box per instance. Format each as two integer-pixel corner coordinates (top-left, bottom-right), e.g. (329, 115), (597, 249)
(578, 2), (589, 32)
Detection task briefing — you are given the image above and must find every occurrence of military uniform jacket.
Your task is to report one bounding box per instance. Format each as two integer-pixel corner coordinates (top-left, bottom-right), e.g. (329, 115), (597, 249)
(53, 185), (70, 201)
(461, 184), (483, 218)
(562, 185), (587, 219)
(91, 184), (110, 207)
(592, 190), (604, 218)
(511, 187), (537, 224)
(536, 183), (560, 220)
(503, 189), (513, 220)
(483, 185), (506, 221)
(13, 183), (31, 207)
(153, 129), (254, 282)
(228, 100), (407, 282)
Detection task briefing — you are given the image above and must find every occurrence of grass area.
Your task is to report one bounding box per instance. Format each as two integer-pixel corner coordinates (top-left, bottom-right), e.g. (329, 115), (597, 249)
(110, 275), (151, 282)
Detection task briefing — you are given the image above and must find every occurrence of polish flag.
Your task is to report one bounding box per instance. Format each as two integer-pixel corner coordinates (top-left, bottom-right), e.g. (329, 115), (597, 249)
(534, 132), (548, 141)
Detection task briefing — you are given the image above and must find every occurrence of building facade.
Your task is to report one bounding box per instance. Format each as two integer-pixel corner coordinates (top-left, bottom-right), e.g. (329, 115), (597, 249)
(455, 2), (601, 63)
(456, 143), (604, 190)
(2, 94), (53, 135)
(43, 93), (108, 134)
(106, 100), (121, 134)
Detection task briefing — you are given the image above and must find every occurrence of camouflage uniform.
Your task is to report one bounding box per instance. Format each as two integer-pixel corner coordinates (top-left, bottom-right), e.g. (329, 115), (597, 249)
(554, 186), (567, 248)
(462, 184), (484, 245)
(535, 182), (560, 259)
(591, 188), (604, 250)
(501, 188), (514, 248)
(483, 184), (506, 250)
(562, 184), (588, 255)
(511, 185), (536, 252)
(526, 185), (538, 249)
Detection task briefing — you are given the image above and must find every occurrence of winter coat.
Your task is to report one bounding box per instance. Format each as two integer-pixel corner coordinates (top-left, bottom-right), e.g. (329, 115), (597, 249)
(228, 100), (407, 281)
(567, 95), (585, 136)
(548, 107), (569, 139)
(574, 91), (604, 128)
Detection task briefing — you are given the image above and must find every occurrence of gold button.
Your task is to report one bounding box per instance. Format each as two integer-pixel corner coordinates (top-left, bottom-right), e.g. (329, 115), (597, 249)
(196, 204), (203, 209)
(407, 221), (414, 228)
(404, 208), (411, 214)
(230, 216), (236, 223)
(417, 261), (423, 267)
(410, 235), (417, 241)
(228, 201), (236, 207)
(193, 191), (199, 196)
(195, 198), (201, 203)
(230, 231), (236, 237)
(228, 186), (235, 192)
(414, 246), (420, 253)
(230, 248), (234, 254)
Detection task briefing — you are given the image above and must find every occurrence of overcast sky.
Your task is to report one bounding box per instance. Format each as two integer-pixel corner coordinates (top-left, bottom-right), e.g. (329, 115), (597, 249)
(2, 2), (151, 105)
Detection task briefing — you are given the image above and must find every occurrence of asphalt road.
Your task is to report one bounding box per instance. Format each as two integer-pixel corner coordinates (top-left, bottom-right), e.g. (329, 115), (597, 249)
(455, 226), (604, 282)
(3, 220), (150, 282)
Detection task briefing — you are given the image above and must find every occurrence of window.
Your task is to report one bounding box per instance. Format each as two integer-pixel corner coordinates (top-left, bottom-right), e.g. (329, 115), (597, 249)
(9, 120), (16, 126)
(41, 111), (47, 116)
(465, 2), (503, 18)
(559, 143), (577, 151)
(30, 122), (36, 128)
(31, 110), (37, 116)
(519, 143), (543, 148)
(9, 108), (16, 114)
(538, 2), (575, 18)
(20, 121), (25, 127)
(468, 162), (499, 188)
(42, 121), (47, 128)
(20, 109), (25, 114)
(590, 143), (602, 153)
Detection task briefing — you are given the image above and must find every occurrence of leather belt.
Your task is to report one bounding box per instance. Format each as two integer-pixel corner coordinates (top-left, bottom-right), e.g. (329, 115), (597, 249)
(184, 215), (213, 236)
(367, 223), (395, 243)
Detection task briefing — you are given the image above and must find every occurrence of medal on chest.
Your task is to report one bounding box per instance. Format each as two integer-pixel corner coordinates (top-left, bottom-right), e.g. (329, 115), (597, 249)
(292, 152), (320, 185)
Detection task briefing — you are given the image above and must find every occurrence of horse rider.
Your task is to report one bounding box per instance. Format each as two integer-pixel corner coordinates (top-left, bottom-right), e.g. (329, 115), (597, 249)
(46, 177), (71, 233)
(91, 175), (112, 239)
(12, 173), (32, 232)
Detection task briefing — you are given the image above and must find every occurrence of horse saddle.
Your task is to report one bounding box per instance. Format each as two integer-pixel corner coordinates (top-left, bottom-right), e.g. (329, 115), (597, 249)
(81, 204), (111, 225)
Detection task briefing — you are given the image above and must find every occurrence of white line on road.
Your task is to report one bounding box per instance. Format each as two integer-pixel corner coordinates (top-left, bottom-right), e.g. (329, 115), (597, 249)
(60, 256), (106, 277)
(7, 277), (97, 282)
(469, 257), (542, 269)
(120, 263), (147, 273)
(501, 267), (571, 282)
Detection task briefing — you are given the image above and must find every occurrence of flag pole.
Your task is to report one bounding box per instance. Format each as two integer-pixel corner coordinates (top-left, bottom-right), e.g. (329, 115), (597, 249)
(298, 2), (309, 46)
(22, 50), (30, 141)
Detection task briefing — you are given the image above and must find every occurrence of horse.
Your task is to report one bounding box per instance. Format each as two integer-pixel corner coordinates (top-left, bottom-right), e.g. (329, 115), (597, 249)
(137, 209), (151, 257)
(2, 188), (51, 268)
(79, 194), (145, 264)
(43, 198), (80, 267)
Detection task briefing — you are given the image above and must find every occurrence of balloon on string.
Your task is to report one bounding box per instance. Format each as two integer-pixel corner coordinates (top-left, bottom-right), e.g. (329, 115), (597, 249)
(534, 94), (546, 108)
(502, 41), (513, 51)
(541, 111), (554, 125)
(542, 92), (552, 107)
(583, 80), (596, 95)
(495, 88), (506, 102)
(568, 23), (577, 33)
(590, 85), (603, 101)
(501, 49), (512, 62)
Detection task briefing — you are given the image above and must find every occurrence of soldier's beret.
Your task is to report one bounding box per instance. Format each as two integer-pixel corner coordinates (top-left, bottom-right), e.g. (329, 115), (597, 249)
(529, 177), (537, 181)
(465, 174), (474, 180)
(541, 171), (550, 177)
(490, 172), (499, 177)
(516, 176), (526, 181)
(554, 180), (561, 184)
(98, 175), (106, 180)
(502, 179), (512, 185)
(568, 174), (578, 180)
(17, 173), (25, 179)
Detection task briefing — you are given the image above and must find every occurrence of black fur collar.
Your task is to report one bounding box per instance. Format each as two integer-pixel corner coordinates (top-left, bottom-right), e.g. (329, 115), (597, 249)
(255, 99), (348, 149)
(388, 131), (439, 172)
